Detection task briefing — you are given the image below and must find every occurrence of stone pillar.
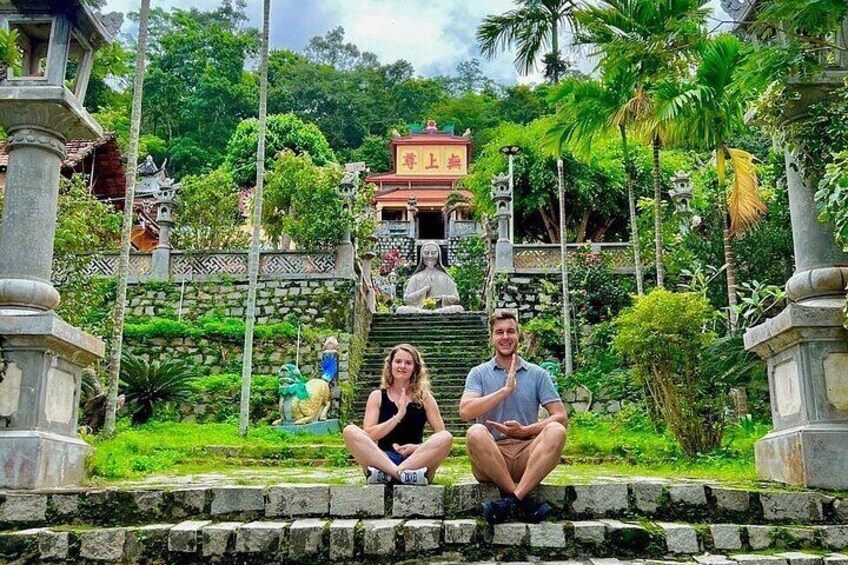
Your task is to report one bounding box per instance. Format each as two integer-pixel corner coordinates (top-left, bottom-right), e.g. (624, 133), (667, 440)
(406, 196), (418, 239)
(0, 90), (107, 489)
(335, 171), (357, 279)
(491, 173), (513, 273)
(151, 186), (177, 281)
(745, 77), (848, 488)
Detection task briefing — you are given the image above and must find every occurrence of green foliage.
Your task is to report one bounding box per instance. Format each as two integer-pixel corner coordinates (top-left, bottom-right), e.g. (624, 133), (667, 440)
(124, 312), (305, 342)
(172, 168), (250, 251)
(140, 4), (259, 176)
(263, 150), (347, 248)
(613, 289), (725, 457)
(566, 322), (641, 401)
(0, 28), (21, 73)
(224, 113), (336, 188)
(446, 237), (487, 311)
(464, 118), (632, 243)
(818, 148), (848, 247)
(184, 373), (280, 425)
(119, 354), (198, 425)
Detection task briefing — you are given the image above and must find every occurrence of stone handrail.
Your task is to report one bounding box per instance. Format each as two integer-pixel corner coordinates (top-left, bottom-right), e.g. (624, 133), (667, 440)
(449, 220), (483, 238)
(512, 242), (635, 274)
(374, 221), (411, 237)
(59, 250), (345, 282)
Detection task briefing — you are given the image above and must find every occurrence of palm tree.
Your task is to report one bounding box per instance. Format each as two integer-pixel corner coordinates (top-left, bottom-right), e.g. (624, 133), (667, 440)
(667, 34), (766, 330)
(103, 0), (151, 436)
(572, 0), (710, 289)
(239, 0), (271, 437)
(477, 0), (577, 83)
(548, 67), (646, 294)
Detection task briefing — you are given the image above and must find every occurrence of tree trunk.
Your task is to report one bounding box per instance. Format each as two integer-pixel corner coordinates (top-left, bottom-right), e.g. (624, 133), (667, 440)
(652, 134), (665, 289)
(551, 19), (559, 84)
(539, 205), (560, 243)
(575, 210), (590, 243)
(591, 218), (614, 241)
(239, 0), (271, 437)
(619, 125), (644, 295)
(103, 0), (151, 437)
(719, 198), (739, 331)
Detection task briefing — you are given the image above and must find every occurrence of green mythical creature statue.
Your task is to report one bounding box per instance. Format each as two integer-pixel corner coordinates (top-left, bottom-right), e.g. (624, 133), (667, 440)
(276, 362), (333, 425)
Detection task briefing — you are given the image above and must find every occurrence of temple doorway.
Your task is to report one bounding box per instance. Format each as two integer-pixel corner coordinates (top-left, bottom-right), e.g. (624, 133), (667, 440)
(417, 210), (445, 239)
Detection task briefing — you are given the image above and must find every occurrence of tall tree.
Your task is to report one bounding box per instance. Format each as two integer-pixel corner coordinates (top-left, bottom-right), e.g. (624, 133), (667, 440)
(239, 0), (270, 437)
(669, 34), (766, 330)
(549, 68), (646, 293)
(573, 0), (710, 288)
(477, 0), (576, 83)
(104, 0), (151, 436)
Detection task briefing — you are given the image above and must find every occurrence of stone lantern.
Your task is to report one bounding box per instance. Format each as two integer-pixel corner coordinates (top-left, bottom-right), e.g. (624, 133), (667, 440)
(152, 181), (179, 280)
(669, 171), (694, 234)
(406, 195), (418, 239)
(491, 172), (513, 272)
(335, 167), (360, 278)
(723, 0), (848, 488)
(0, 1), (118, 489)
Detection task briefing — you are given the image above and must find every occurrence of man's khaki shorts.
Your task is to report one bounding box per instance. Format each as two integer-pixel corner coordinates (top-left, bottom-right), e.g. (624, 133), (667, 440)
(471, 437), (534, 483)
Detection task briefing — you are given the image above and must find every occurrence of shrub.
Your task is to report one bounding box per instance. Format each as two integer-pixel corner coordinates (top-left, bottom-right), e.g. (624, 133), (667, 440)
(613, 289), (724, 457)
(447, 236), (487, 311)
(120, 354), (198, 425)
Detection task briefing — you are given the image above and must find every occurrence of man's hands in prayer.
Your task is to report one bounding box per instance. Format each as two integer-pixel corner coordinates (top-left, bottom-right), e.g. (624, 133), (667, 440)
(503, 353), (517, 395)
(486, 419), (532, 439)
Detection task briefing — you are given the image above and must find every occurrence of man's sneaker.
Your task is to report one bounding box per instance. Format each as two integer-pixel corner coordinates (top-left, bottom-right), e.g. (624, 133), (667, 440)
(365, 466), (391, 485)
(481, 495), (518, 524)
(519, 494), (552, 523)
(399, 467), (429, 486)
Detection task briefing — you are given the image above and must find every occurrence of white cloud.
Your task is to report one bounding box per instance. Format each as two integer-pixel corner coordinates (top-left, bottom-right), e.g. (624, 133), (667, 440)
(103, 0), (731, 84)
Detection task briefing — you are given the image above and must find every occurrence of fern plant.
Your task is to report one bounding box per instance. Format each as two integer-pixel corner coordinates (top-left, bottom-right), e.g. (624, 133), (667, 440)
(119, 354), (197, 425)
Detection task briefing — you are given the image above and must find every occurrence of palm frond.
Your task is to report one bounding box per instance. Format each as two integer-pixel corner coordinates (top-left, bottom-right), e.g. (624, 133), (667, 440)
(726, 147), (766, 236)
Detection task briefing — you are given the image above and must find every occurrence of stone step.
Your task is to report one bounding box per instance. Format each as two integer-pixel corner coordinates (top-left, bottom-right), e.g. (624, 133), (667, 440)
(4, 516), (848, 564)
(2, 483), (846, 532)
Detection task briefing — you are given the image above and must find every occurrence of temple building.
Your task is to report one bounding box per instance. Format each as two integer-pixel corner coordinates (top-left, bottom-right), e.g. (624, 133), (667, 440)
(367, 121), (478, 252)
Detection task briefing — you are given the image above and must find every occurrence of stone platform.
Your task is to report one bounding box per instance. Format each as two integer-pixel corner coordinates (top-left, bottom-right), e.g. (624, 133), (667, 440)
(3, 481), (848, 563)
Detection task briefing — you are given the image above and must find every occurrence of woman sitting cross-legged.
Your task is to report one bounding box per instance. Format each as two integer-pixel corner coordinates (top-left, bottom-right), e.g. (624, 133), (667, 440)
(343, 343), (453, 485)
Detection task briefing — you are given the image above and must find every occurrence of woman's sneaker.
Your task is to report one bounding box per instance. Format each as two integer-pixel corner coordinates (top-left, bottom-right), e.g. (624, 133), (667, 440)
(399, 468), (429, 486)
(365, 466), (391, 485)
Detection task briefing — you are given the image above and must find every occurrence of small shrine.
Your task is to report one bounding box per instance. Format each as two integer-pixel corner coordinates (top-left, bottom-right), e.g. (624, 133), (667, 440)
(367, 121), (476, 247)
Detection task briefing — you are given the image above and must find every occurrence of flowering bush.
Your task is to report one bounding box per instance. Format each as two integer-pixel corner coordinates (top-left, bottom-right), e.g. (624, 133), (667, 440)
(378, 248), (408, 276)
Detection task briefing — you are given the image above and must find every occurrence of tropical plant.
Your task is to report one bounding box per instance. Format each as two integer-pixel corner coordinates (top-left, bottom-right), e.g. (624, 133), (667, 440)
(171, 169), (250, 251)
(476, 0), (577, 83)
(665, 34), (767, 330)
(613, 289), (723, 457)
(572, 0), (710, 289)
(0, 28), (21, 78)
(119, 354), (197, 425)
(548, 67), (646, 293)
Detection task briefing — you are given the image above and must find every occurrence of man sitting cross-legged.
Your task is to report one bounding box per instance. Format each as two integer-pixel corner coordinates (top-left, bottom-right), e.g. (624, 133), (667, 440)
(459, 309), (568, 524)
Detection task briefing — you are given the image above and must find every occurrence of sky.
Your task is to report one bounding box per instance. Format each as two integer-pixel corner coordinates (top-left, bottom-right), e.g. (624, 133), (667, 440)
(102, 0), (731, 85)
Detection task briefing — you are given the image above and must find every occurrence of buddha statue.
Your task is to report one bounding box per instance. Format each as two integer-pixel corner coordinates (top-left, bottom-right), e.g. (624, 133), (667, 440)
(396, 242), (464, 314)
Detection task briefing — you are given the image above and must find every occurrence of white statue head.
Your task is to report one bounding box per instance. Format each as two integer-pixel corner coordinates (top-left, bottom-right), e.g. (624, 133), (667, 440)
(413, 242), (447, 275)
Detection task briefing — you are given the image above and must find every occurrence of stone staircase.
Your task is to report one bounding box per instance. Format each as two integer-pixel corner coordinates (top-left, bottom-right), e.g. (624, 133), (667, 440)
(3, 481), (848, 563)
(353, 312), (491, 435)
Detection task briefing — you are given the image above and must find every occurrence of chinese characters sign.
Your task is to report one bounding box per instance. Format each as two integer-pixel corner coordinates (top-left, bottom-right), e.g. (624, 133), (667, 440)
(395, 145), (467, 176)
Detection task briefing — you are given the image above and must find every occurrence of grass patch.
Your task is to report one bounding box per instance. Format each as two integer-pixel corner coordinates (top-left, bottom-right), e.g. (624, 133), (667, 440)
(87, 410), (769, 485)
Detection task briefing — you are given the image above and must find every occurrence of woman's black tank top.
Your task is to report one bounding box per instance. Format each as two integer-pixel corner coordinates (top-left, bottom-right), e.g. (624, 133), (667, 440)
(377, 389), (427, 451)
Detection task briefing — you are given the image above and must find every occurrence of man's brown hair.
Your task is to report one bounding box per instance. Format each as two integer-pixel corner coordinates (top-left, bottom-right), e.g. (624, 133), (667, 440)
(488, 309), (520, 333)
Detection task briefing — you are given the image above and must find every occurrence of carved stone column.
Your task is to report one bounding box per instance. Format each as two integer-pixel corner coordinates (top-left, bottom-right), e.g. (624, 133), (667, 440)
(745, 70), (848, 488)
(151, 185), (177, 280)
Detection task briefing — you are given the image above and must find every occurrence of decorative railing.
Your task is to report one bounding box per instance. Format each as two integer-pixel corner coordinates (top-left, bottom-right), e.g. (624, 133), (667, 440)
(374, 221), (411, 237)
(450, 220), (483, 238)
(512, 243), (634, 274)
(63, 251), (339, 282)
(69, 253), (153, 281)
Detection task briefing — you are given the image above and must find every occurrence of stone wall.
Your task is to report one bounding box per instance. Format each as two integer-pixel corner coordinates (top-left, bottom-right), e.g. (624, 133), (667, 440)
(126, 278), (354, 328)
(374, 236), (415, 265)
(494, 273), (560, 323)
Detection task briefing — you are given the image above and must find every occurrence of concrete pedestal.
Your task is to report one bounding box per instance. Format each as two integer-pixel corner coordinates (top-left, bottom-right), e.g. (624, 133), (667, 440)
(745, 299), (848, 488)
(0, 312), (104, 489)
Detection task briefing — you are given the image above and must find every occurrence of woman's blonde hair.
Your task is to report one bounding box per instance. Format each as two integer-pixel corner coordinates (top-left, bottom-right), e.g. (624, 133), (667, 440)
(380, 343), (431, 404)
